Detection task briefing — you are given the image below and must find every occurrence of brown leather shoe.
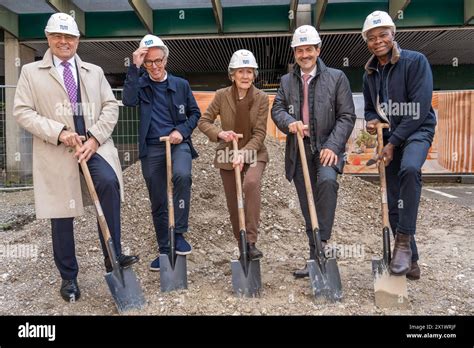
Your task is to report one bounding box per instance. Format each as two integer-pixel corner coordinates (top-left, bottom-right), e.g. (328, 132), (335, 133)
(248, 243), (263, 260)
(406, 261), (420, 280)
(293, 265), (309, 278)
(390, 232), (412, 275)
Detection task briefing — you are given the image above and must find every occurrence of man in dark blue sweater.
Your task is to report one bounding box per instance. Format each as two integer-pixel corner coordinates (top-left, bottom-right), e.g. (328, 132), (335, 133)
(123, 35), (201, 271)
(362, 11), (436, 280)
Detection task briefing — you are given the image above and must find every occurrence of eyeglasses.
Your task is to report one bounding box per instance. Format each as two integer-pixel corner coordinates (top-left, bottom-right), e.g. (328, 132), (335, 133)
(143, 58), (165, 67)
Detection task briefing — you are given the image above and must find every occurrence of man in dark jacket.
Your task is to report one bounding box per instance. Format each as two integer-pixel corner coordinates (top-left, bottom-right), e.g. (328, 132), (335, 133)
(123, 35), (201, 271)
(362, 11), (436, 280)
(272, 25), (356, 278)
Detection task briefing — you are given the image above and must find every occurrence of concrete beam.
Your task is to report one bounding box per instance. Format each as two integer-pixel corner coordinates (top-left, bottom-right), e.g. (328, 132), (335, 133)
(465, 0), (474, 25)
(389, 0), (411, 21)
(289, 0), (299, 31)
(46, 0), (86, 36)
(0, 6), (19, 37)
(128, 0), (153, 33)
(313, 0), (328, 30)
(211, 0), (223, 34)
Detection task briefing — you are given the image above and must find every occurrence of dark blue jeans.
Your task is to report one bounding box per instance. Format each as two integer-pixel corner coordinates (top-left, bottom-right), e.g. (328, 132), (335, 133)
(141, 142), (192, 255)
(293, 139), (339, 260)
(386, 137), (431, 262)
(51, 154), (121, 280)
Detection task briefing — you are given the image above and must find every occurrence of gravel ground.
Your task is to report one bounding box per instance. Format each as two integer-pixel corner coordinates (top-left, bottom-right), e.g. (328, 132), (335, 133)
(0, 131), (472, 315)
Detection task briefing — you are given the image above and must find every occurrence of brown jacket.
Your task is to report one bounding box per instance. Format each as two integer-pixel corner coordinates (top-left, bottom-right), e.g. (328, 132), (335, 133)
(14, 49), (122, 219)
(198, 86), (269, 170)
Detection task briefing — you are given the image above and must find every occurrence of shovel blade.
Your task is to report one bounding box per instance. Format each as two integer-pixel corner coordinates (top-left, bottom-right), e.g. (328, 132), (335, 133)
(231, 259), (261, 298)
(105, 267), (146, 313)
(372, 257), (388, 277)
(307, 258), (343, 302)
(159, 254), (188, 293)
(372, 257), (408, 309)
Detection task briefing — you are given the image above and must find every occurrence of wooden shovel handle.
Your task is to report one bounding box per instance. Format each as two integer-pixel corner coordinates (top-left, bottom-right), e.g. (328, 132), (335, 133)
(75, 145), (111, 242)
(160, 136), (175, 227)
(296, 125), (319, 230)
(231, 134), (245, 232)
(375, 123), (390, 227)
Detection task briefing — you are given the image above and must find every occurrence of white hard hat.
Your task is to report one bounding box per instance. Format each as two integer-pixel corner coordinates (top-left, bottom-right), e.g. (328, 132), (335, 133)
(44, 13), (80, 37)
(139, 34), (169, 57)
(228, 49), (258, 70)
(362, 11), (396, 41)
(291, 25), (321, 48)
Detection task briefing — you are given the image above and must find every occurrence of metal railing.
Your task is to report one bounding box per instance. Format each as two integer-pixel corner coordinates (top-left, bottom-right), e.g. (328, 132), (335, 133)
(0, 86), (140, 188)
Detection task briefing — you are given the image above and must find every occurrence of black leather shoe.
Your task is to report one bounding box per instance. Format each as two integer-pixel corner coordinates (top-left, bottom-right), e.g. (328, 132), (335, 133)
(60, 279), (81, 302)
(248, 243), (263, 260)
(105, 254), (139, 273)
(293, 265), (309, 278)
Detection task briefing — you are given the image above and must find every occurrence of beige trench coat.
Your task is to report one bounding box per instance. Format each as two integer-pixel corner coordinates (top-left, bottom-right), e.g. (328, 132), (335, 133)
(13, 49), (123, 219)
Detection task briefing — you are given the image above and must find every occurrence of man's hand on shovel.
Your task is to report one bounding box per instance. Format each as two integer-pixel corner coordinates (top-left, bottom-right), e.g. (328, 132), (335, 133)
(74, 135), (99, 163)
(378, 143), (394, 167)
(288, 121), (305, 138)
(366, 143), (394, 167)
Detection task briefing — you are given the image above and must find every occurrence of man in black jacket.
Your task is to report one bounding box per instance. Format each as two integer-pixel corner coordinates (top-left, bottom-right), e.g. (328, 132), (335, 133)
(362, 11), (436, 280)
(271, 25), (356, 278)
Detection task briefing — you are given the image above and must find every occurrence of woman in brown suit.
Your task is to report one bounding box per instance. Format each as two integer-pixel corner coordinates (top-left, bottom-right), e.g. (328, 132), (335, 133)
(198, 49), (269, 260)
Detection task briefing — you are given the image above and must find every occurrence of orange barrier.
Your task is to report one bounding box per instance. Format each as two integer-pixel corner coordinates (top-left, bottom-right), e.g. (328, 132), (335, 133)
(437, 91), (474, 172)
(194, 90), (473, 174)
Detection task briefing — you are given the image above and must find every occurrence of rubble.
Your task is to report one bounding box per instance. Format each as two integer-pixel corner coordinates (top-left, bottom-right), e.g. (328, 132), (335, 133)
(0, 131), (472, 315)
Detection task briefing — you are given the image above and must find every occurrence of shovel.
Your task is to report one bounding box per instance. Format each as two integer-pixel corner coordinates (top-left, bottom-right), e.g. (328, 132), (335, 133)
(158, 136), (187, 292)
(368, 123), (408, 308)
(230, 136), (262, 297)
(76, 144), (145, 313)
(296, 126), (342, 302)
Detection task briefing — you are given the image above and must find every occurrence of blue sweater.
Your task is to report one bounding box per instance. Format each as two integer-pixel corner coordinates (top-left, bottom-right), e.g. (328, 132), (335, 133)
(122, 66), (201, 158)
(363, 43), (436, 146)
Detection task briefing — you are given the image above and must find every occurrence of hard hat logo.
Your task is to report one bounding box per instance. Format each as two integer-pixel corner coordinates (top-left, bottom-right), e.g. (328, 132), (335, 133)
(373, 19), (381, 25)
(144, 39), (153, 46)
(60, 25), (68, 30)
(300, 37), (307, 42)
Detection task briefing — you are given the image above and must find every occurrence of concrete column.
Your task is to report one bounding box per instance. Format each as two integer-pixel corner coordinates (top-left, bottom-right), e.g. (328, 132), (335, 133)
(4, 32), (35, 186)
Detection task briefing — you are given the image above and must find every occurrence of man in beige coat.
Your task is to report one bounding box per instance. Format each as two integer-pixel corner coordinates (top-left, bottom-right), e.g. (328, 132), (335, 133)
(13, 13), (138, 303)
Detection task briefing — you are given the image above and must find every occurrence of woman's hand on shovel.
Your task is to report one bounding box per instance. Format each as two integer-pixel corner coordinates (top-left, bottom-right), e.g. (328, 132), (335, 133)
(232, 151), (245, 172)
(218, 130), (239, 142)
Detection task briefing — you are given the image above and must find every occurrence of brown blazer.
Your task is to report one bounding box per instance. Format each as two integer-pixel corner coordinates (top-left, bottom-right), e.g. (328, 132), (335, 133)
(198, 86), (269, 170)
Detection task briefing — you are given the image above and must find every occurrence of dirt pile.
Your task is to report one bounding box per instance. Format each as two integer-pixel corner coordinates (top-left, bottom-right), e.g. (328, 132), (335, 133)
(0, 131), (472, 315)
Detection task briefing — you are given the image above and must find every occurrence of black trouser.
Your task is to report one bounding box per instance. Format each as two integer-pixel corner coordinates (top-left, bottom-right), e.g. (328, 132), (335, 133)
(140, 142), (192, 255)
(385, 137), (431, 262)
(293, 139), (339, 260)
(51, 154), (121, 280)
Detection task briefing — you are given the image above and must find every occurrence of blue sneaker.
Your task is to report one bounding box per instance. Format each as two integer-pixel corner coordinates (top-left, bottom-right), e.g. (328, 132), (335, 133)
(175, 233), (192, 255)
(149, 257), (160, 272)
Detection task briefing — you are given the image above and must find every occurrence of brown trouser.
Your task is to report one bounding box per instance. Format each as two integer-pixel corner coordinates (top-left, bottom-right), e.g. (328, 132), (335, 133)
(219, 161), (266, 244)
